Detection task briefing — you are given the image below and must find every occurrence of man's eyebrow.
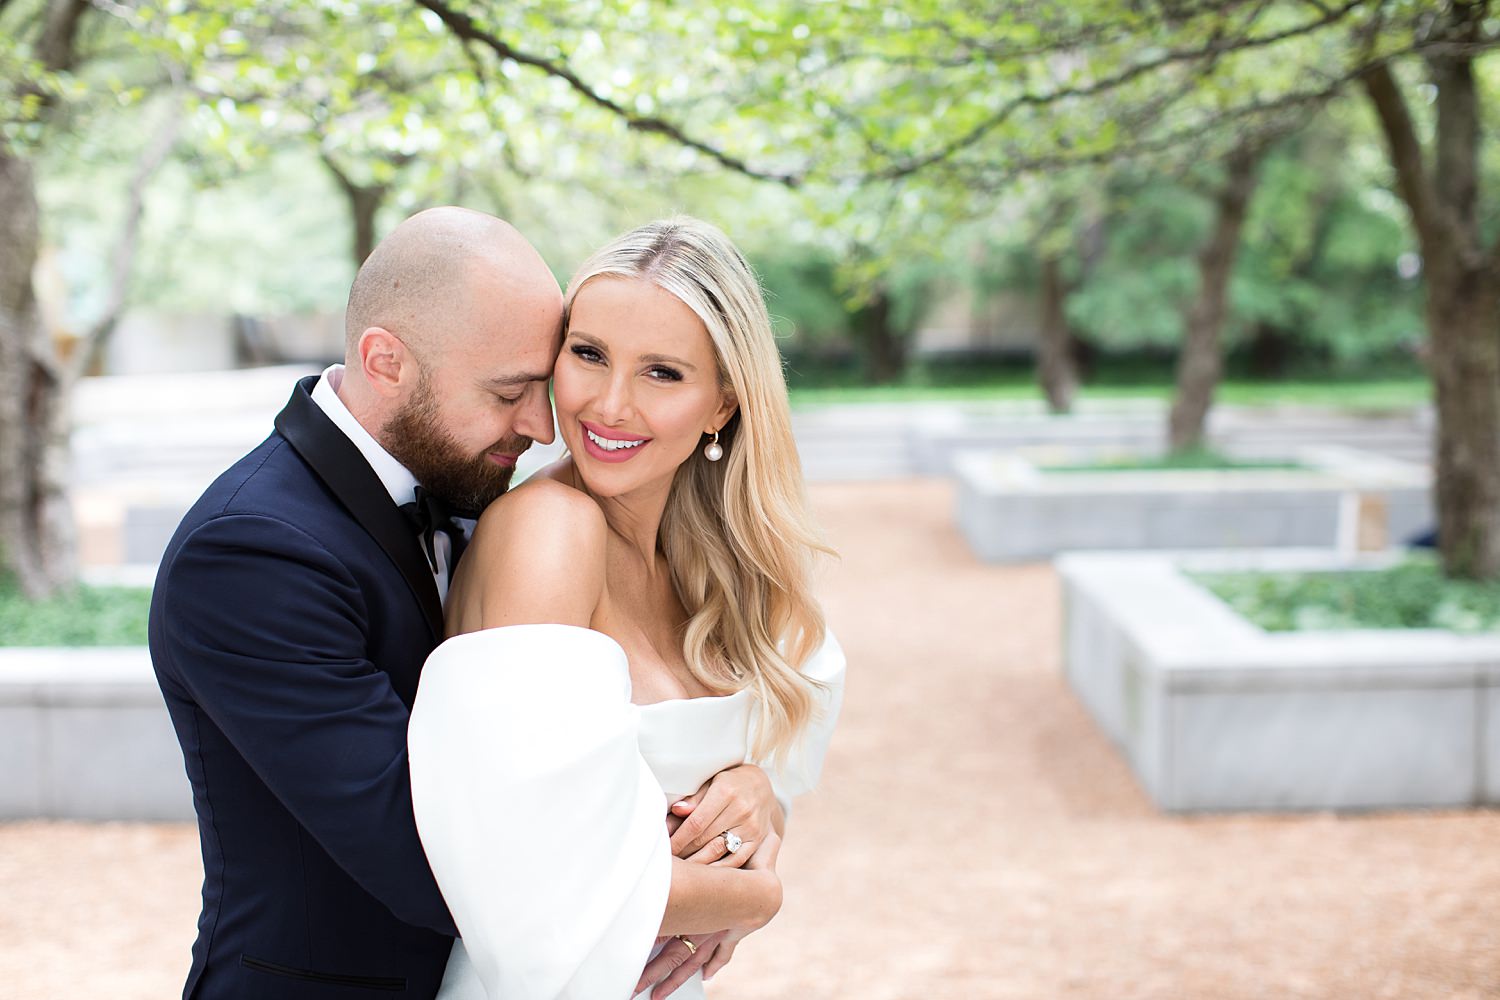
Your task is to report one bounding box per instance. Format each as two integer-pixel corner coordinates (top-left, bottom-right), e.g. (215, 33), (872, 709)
(483, 372), (551, 388)
(568, 330), (698, 372)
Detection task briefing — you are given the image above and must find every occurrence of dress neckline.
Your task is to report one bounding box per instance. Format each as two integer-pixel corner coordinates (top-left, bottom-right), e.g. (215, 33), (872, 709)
(634, 686), (752, 710)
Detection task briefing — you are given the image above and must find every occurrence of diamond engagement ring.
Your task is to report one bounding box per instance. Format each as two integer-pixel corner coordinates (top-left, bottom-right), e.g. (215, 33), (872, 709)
(721, 830), (742, 854)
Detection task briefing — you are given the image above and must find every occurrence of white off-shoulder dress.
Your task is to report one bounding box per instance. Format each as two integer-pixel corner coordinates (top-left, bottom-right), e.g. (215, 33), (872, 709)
(407, 624), (845, 1000)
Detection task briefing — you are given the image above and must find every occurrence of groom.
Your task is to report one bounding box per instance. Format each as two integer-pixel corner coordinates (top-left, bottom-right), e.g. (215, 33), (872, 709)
(149, 207), (561, 998)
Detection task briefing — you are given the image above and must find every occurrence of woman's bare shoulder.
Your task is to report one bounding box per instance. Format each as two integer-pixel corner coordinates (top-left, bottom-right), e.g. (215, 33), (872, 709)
(460, 477), (607, 629)
(472, 476), (605, 561)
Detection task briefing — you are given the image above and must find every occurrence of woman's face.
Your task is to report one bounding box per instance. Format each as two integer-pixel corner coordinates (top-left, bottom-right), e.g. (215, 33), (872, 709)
(554, 276), (736, 499)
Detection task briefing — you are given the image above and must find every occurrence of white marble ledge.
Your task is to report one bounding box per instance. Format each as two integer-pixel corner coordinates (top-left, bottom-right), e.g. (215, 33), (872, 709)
(0, 647), (159, 706)
(1059, 551), (1500, 691)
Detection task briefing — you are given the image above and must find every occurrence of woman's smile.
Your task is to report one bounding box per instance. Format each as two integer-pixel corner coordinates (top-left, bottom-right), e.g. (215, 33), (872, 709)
(580, 419), (653, 463)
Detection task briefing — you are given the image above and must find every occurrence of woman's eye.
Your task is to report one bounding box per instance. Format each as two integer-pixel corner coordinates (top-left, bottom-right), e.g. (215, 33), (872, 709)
(570, 344), (604, 363)
(647, 366), (683, 382)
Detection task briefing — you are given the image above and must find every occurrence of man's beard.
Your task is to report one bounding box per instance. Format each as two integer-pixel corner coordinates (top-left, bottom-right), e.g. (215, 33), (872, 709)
(381, 378), (532, 517)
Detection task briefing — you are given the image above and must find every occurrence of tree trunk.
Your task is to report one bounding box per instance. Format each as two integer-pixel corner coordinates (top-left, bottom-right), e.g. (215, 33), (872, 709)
(1426, 259), (1500, 577)
(347, 184), (385, 267)
(1037, 253), (1078, 414)
(0, 149), (75, 598)
(1364, 15), (1500, 580)
(320, 151), (393, 268)
(850, 286), (909, 384)
(1167, 143), (1263, 452)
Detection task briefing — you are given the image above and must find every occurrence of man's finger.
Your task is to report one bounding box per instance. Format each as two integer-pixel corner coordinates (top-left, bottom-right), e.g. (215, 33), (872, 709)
(650, 932), (726, 1000)
(633, 939), (692, 996)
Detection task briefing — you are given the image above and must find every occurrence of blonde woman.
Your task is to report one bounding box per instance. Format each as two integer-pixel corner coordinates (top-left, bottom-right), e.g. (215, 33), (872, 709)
(408, 217), (844, 1000)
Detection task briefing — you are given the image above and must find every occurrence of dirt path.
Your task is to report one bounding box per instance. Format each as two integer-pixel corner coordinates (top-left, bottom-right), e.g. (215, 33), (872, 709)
(4, 479), (1498, 999)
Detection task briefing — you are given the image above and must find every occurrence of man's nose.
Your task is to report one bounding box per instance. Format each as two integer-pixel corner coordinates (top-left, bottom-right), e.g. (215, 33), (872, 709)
(517, 385), (555, 445)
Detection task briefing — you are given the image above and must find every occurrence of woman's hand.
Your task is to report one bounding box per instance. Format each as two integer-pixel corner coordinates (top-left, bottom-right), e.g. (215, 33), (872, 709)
(667, 763), (783, 869)
(639, 833), (782, 998)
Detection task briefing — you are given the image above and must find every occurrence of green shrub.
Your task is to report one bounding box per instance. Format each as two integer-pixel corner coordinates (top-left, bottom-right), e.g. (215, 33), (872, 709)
(1041, 448), (1304, 472)
(1192, 557), (1500, 633)
(0, 577), (152, 647)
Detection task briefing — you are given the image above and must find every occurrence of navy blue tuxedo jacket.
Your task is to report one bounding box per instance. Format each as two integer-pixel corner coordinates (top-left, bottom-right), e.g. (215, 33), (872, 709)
(150, 377), (459, 999)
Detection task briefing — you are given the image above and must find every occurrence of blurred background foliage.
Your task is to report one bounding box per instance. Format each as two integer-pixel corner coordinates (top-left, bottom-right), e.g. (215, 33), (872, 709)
(4, 0), (1499, 591)
(20, 0), (1479, 384)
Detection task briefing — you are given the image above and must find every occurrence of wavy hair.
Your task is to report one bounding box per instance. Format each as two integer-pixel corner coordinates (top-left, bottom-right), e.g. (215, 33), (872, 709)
(563, 217), (833, 763)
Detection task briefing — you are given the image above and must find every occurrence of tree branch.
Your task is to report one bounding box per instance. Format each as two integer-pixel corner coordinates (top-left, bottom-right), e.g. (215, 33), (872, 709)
(1360, 61), (1440, 254)
(873, 0), (1373, 181)
(412, 0), (802, 186)
(66, 96), (182, 384)
(919, 68), (1352, 195)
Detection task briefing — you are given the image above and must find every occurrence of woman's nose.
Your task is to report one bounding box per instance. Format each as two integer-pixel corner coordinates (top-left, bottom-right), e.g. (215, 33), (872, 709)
(595, 374), (635, 423)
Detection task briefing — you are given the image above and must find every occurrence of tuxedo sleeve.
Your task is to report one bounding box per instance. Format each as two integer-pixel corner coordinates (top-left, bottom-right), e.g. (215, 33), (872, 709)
(155, 511), (456, 936)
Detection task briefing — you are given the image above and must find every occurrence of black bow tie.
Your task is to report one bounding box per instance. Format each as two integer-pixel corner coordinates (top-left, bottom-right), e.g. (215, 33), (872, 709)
(399, 486), (468, 575)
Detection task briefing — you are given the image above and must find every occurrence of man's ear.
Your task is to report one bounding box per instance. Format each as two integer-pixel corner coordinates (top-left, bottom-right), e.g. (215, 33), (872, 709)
(357, 327), (415, 397)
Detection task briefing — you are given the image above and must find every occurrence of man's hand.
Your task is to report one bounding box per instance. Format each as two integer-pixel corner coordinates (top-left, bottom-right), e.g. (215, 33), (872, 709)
(632, 932), (727, 1000)
(668, 763), (782, 868)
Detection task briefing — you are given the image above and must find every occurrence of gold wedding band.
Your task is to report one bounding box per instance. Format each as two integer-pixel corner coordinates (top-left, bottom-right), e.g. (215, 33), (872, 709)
(677, 935), (697, 955)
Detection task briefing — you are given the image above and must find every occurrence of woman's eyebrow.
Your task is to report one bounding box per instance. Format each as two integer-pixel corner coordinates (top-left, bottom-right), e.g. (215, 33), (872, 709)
(568, 330), (697, 372)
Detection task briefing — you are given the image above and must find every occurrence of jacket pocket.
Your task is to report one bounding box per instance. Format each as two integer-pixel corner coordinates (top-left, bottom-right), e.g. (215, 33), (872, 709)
(241, 954), (407, 992)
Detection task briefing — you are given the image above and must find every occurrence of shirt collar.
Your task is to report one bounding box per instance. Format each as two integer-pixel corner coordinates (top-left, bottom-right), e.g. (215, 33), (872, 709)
(309, 363), (420, 509)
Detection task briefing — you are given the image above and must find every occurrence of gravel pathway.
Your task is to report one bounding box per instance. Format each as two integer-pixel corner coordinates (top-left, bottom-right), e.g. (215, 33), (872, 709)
(4, 478), (1498, 999)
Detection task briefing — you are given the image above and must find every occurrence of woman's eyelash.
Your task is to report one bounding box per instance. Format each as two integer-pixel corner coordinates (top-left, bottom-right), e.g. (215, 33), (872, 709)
(572, 343), (682, 382)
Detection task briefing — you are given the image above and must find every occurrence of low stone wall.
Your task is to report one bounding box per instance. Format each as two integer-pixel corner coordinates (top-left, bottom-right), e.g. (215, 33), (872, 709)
(958, 445), (1432, 562)
(1058, 550), (1500, 812)
(0, 648), (192, 821)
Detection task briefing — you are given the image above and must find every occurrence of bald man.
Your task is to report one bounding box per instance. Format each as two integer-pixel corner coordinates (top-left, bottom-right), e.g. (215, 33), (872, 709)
(149, 208), (561, 1000)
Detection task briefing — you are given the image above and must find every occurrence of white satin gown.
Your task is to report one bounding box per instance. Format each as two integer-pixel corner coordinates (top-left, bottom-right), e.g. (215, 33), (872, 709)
(407, 624), (845, 1000)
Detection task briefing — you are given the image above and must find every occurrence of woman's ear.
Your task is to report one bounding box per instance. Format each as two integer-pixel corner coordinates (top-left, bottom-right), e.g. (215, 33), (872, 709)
(711, 393), (739, 433)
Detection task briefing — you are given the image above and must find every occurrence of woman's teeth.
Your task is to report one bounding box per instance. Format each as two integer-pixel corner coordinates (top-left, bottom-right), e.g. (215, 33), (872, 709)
(586, 428), (646, 452)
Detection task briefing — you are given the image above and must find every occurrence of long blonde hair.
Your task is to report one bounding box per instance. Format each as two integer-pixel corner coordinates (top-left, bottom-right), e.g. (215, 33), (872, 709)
(564, 217), (832, 763)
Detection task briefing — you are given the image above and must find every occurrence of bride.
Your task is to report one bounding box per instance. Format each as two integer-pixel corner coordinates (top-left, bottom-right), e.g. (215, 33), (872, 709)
(407, 217), (845, 1000)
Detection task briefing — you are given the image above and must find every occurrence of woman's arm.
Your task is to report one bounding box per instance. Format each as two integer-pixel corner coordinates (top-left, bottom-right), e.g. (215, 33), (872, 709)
(658, 855), (781, 937)
(457, 480), (784, 936)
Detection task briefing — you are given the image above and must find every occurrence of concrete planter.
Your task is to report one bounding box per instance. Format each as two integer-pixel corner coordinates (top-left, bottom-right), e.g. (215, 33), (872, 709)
(1058, 549), (1500, 813)
(0, 646), (191, 820)
(958, 444), (1432, 562)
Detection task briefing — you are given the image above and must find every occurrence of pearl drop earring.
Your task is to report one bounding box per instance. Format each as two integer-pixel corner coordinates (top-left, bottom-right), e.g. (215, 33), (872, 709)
(703, 430), (723, 462)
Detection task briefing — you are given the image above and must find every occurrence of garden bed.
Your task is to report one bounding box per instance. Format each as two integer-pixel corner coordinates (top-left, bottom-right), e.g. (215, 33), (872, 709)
(957, 444), (1431, 562)
(1059, 548), (1500, 813)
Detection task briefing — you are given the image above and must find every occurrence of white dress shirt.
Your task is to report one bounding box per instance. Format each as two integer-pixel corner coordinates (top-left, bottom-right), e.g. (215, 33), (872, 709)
(311, 364), (456, 604)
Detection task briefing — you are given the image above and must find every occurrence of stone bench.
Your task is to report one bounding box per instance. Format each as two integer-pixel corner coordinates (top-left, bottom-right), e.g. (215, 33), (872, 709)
(1058, 549), (1500, 812)
(0, 648), (193, 820)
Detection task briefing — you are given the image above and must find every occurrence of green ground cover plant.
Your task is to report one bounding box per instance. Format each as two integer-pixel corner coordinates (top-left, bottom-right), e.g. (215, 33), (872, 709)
(0, 576), (151, 646)
(1193, 556), (1500, 633)
(786, 369), (1430, 412)
(1040, 448), (1304, 472)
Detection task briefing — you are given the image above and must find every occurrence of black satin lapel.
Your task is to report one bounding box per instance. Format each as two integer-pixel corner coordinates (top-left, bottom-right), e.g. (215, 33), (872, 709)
(273, 376), (444, 642)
